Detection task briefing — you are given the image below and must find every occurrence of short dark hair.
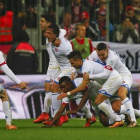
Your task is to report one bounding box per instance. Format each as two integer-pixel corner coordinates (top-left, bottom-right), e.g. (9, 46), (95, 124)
(41, 13), (55, 23)
(48, 23), (60, 38)
(59, 76), (72, 85)
(67, 50), (83, 60)
(17, 31), (29, 42)
(96, 42), (107, 51)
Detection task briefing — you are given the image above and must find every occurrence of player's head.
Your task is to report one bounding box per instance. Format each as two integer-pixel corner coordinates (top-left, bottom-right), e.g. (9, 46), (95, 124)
(67, 50), (83, 69)
(59, 76), (74, 93)
(96, 42), (108, 62)
(40, 13), (55, 31)
(45, 23), (60, 43)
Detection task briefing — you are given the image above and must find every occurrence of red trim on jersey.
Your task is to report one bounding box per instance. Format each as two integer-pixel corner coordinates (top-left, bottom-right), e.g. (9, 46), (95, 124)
(0, 61), (6, 66)
(62, 102), (68, 105)
(105, 65), (113, 71)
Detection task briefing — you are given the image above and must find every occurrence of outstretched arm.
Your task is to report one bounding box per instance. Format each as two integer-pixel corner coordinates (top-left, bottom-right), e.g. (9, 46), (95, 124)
(67, 89), (89, 114)
(57, 79), (89, 100)
(48, 104), (66, 127)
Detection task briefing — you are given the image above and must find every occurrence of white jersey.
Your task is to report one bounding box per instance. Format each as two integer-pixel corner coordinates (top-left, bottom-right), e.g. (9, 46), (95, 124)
(46, 29), (66, 69)
(87, 50), (132, 88)
(52, 38), (74, 71)
(87, 50), (131, 76)
(82, 60), (122, 97)
(46, 42), (59, 69)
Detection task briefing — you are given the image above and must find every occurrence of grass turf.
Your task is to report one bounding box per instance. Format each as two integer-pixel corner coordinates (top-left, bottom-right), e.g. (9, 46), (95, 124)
(0, 118), (140, 140)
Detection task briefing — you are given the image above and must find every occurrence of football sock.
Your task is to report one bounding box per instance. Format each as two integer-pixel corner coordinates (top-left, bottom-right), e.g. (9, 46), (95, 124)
(52, 93), (61, 116)
(134, 109), (140, 117)
(43, 91), (52, 113)
(2, 101), (12, 125)
(122, 97), (136, 122)
(98, 101), (121, 122)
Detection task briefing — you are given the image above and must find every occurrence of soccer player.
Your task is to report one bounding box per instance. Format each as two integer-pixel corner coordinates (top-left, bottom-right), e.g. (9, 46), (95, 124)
(58, 50), (125, 127)
(43, 23), (76, 123)
(86, 42), (137, 127)
(33, 14), (68, 124)
(0, 51), (28, 129)
(42, 76), (97, 127)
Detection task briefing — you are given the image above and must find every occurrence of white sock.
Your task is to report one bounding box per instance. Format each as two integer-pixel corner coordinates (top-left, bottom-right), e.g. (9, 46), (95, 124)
(117, 114), (125, 120)
(134, 109), (140, 117)
(43, 92), (52, 113)
(109, 118), (114, 125)
(81, 105), (92, 119)
(120, 104), (140, 117)
(120, 105), (128, 114)
(2, 101), (12, 125)
(76, 98), (92, 119)
(52, 93), (62, 116)
(122, 97), (136, 122)
(98, 101), (121, 122)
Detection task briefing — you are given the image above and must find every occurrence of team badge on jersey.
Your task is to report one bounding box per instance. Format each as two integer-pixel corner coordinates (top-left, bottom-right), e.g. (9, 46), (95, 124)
(105, 65), (113, 71)
(55, 48), (58, 52)
(57, 77), (61, 81)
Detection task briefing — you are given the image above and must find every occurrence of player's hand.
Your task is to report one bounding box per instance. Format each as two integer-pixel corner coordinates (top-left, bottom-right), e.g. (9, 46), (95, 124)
(66, 110), (77, 114)
(54, 39), (61, 47)
(57, 92), (67, 100)
(18, 82), (30, 91)
(83, 72), (89, 81)
(71, 72), (75, 80)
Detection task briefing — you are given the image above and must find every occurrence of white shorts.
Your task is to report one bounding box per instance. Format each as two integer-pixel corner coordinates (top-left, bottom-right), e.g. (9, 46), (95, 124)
(45, 67), (61, 84)
(121, 74), (132, 90)
(99, 73), (122, 97)
(54, 68), (75, 84)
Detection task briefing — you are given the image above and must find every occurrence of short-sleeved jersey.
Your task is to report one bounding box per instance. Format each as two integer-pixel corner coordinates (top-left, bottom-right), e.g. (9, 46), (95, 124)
(46, 29), (66, 69)
(87, 50), (131, 76)
(82, 60), (120, 86)
(46, 42), (59, 69)
(52, 38), (74, 70)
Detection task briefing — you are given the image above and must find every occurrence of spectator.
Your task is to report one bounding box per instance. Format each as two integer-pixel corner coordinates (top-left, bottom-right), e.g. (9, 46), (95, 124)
(7, 31), (39, 74)
(18, 4), (37, 30)
(125, 6), (139, 31)
(70, 23), (95, 59)
(132, 0), (140, 21)
(0, 0), (19, 58)
(81, 11), (100, 41)
(59, 11), (75, 40)
(93, 0), (107, 20)
(93, 8), (114, 41)
(115, 17), (139, 44)
(67, 0), (87, 24)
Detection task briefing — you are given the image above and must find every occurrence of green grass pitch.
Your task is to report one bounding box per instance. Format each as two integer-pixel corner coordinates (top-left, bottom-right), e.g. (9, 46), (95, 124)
(0, 118), (140, 140)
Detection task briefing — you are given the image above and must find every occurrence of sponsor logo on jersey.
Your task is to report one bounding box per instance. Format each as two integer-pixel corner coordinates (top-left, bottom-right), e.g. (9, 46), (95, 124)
(108, 60), (114, 65)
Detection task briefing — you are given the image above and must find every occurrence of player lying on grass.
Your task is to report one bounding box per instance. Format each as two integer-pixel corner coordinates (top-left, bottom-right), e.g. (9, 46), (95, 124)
(41, 76), (97, 128)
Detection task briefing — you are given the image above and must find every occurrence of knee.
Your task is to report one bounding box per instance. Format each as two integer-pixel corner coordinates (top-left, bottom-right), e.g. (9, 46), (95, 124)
(111, 100), (121, 113)
(94, 99), (99, 106)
